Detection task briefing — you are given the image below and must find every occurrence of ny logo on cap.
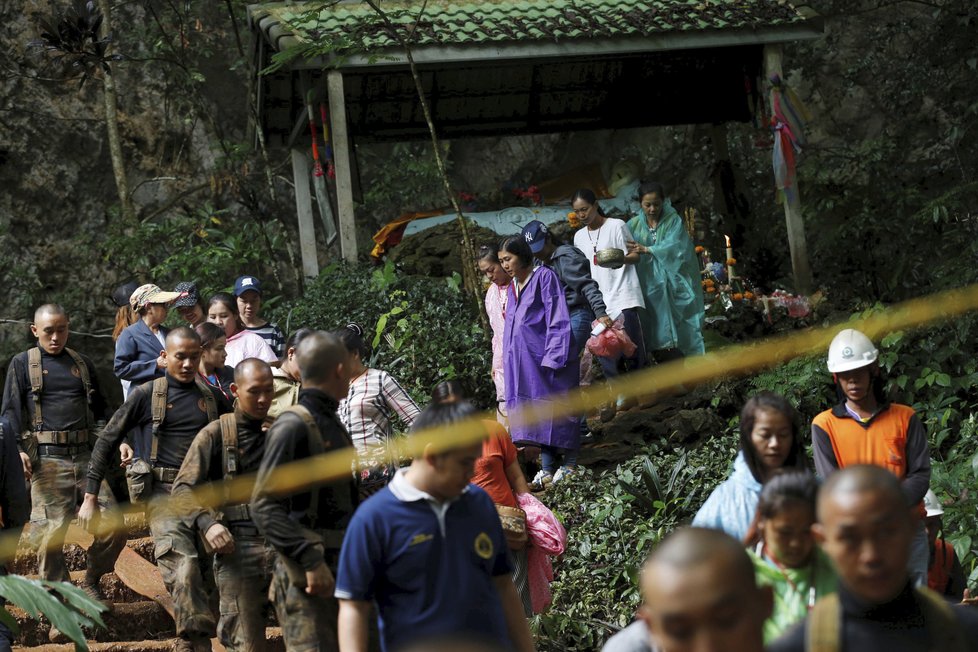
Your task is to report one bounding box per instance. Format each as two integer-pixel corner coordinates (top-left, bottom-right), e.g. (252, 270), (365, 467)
(524, 232), (533, 243)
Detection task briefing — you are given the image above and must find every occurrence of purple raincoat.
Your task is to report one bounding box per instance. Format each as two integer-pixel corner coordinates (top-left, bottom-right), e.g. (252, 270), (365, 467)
(503, 266), (580, 449)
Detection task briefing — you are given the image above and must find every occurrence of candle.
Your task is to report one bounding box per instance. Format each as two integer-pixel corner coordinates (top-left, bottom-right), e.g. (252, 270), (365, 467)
(725, 235), (735, 281)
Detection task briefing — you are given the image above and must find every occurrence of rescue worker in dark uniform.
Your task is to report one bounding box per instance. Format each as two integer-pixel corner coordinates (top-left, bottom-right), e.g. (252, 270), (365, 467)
(0, 305), (126, 617)
(0, 414), (30, 652)
(251, 330), (360, 652)
(172, 358), (277, 651)
(79, 327), (229, 652)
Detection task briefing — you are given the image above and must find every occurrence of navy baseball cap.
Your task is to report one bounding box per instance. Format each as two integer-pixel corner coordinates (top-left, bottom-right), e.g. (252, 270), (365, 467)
(233, 275), (262, 297)
(521, 220), (549, 254)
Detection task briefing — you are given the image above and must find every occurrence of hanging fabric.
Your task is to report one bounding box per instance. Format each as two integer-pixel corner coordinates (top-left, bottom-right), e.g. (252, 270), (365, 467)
(319, 103), (335, 180)
(769, 74), (810, 201)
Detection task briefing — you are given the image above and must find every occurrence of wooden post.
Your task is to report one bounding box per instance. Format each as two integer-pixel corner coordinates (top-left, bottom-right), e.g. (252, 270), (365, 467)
(327, 70), (358, 263)
(291, 148), (321, 278)
(764, 44), (814, 295)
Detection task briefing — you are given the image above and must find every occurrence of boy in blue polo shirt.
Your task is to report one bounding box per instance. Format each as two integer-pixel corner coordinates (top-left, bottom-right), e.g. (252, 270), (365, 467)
(335, 399), (535, 652)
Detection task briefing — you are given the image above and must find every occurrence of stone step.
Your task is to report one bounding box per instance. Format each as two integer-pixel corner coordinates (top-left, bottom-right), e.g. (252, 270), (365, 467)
(13, 536), (156, 577)
(12, 627), (285, 651)
(9, 601), (174, 647)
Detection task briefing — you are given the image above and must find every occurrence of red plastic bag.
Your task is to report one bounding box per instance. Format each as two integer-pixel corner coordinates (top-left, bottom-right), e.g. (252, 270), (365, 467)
(586, 317), (637, 359)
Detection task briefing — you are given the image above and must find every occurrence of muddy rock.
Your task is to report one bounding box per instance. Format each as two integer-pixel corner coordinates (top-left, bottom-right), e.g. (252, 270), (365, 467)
(10, 601), (173, 647)
(661, 409), (726, 446)
(388, 220), (500, 277)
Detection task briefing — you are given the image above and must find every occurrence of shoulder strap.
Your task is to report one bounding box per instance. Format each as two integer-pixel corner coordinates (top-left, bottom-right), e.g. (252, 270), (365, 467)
(27, 348), (43, 431)
(219, 413), (238, 478)
(806, 592), (840, 652)
(916, 586), (968, 652)
(194, 378), (219, 422)
(150, 376), (168, 463)
(64, 348), (94, 430)
(282, 405), (323, 526)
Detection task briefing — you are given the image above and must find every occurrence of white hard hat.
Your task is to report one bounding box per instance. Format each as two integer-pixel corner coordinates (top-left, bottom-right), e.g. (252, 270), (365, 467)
(827, 328), (879, 373)
(924, 490), (944, 517)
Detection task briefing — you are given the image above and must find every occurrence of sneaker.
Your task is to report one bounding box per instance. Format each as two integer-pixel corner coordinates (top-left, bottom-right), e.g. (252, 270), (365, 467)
(173, 635), (210, 652)
(80, 579), (111, 610)
(553, 466), (576, 484)
(530, 470), (553, 491)
(172, 637), (195, 652)
(48, 625), (70, 644)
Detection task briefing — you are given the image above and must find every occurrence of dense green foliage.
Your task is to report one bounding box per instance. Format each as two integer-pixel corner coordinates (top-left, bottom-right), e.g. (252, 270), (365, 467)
(98, 202), (295, 306)
(0, 575), (106, 651)
(536, 437), (738, 650)
(266, 261), (493, 406)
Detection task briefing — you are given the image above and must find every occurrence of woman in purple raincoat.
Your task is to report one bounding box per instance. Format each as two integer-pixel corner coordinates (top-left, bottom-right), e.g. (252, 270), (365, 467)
(498, 235), (580, 490)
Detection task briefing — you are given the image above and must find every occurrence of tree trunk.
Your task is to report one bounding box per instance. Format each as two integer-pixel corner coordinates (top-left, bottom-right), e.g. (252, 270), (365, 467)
(97, 0), (136, 223)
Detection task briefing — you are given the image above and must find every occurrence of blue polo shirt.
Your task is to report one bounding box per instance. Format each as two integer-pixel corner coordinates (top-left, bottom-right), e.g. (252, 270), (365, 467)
(335, 469), (513, 652)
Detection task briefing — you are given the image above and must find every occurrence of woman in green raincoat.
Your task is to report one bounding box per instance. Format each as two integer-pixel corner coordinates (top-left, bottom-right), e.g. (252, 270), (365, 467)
(626, 181), (705, 357)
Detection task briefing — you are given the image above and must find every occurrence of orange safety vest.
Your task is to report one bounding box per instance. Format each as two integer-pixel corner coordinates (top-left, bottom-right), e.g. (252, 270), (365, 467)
(928, 538), (955, 594)
(814, 403), (926, 517)
(812, 403), (916, 479)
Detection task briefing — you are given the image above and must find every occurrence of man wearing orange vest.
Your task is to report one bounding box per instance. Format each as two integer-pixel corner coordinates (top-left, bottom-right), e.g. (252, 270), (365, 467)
(924, 490), (965, 600)
(812, 328), (931, 587)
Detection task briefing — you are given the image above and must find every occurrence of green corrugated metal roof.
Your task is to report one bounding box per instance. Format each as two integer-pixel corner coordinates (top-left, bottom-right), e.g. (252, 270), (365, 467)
(253, 0), (808, 53)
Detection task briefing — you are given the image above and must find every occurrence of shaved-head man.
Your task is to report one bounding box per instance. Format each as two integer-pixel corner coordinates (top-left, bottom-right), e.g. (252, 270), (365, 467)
(80, 326), (231, 652)
(0, 303), (121, 643)
(769, 465), (978, 651)
(636, 527), (771, 652)
(251, 330), (361, 651)
(173, 358), (276, 651)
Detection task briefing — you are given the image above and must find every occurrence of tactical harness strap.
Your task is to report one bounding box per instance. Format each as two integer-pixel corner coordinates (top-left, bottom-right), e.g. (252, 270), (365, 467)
(27, 346), (94, 433)
(35, 430), (89, 445)
(149, 376), (218, 464)
(806, 587), (966, 652)
(281, 405), (323, 529)
(218, 413), (250, 523)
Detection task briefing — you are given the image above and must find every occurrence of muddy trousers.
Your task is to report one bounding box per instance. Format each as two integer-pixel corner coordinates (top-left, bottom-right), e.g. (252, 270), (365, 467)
(148, 483), (216, 639)
(270, 554), (340, 652)
(30, 453), (126, 583)
(214, 532), (276, 651)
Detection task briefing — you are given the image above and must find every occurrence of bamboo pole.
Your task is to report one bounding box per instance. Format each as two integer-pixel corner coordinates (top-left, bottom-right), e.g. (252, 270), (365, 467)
(96, 0), (136, 224)
(362, 0), (487, 326)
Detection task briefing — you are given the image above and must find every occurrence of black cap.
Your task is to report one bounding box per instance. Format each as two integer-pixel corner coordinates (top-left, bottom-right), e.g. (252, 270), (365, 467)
(111, 281), (140, 308)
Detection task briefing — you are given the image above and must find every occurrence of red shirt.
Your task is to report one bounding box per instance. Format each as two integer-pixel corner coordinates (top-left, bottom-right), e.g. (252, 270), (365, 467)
(472, 420), (518, 508)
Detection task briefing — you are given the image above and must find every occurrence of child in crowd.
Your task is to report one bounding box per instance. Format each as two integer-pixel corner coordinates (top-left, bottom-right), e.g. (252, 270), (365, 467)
(195, 321), (234, 407)
(749, 470), (837, 643)
(693, 392), (807, 542)
(234, 275), (286, 358)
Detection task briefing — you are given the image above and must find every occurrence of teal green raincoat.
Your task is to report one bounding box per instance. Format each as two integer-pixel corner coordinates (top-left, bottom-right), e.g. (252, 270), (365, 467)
(627, 199), (705, 355)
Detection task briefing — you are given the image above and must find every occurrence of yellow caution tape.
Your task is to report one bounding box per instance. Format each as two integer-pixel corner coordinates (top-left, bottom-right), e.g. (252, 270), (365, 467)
(4, 283), (978, 562)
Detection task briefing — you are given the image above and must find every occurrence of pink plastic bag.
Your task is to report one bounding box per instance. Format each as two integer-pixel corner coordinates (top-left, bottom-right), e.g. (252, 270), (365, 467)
(585, 317), (637, 359)
(517, 493), (567, 613)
